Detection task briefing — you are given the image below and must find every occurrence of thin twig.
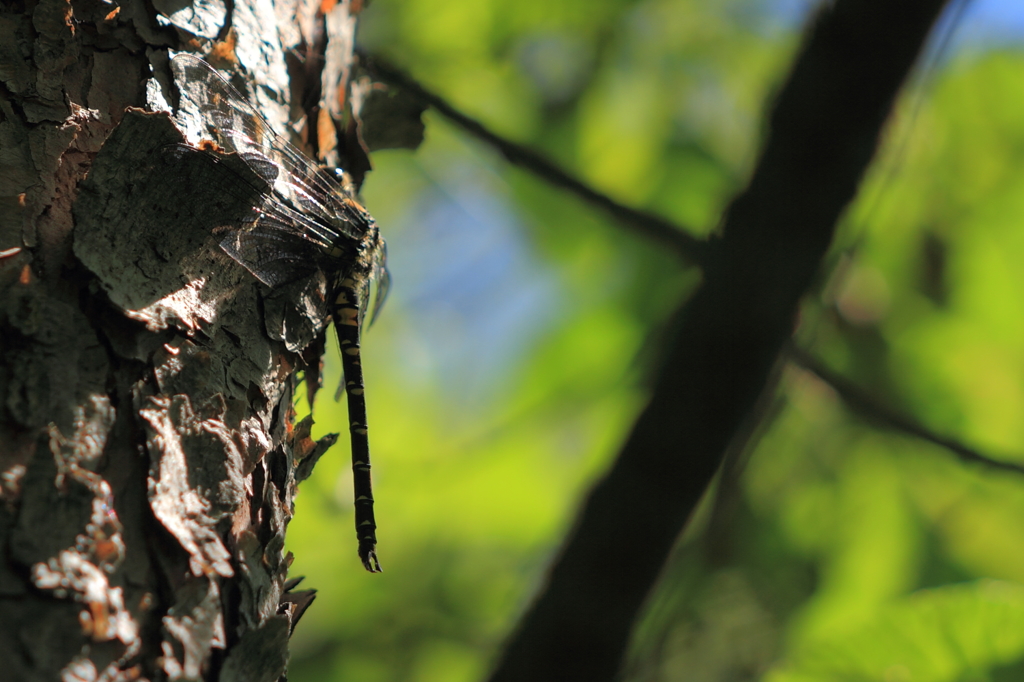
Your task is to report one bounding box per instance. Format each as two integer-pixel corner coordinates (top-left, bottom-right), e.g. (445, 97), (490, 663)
(789, 345), (1024, 476)
(358, 51), (711, 266)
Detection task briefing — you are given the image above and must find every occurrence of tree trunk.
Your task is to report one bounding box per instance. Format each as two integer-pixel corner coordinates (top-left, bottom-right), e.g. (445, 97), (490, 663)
(0, 1), (366, 679)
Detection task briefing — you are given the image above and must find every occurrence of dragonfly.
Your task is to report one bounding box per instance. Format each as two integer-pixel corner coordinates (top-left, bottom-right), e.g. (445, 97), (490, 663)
(170, 53), (388, 572)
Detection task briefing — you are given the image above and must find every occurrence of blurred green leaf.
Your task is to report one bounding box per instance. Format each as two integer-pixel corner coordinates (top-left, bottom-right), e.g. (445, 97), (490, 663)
(768, 580), (1024, 682)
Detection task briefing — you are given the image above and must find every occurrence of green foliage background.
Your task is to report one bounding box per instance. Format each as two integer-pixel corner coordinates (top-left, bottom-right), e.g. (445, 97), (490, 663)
(286, 1), (1024, 680)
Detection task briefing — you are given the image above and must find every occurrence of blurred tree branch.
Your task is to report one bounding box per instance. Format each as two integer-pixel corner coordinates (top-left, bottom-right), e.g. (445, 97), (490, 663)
(358, 52), (710, 266)
(481, 1), (950, 681)
(789, 345), (1024, 476)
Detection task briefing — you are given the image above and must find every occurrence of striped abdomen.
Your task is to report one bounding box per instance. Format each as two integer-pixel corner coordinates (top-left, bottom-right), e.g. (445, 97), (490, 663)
(332, 277), (381, 573)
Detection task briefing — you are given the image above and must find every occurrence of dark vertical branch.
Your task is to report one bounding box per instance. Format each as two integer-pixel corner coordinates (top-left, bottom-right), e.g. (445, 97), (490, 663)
(487, 2), (950, 681)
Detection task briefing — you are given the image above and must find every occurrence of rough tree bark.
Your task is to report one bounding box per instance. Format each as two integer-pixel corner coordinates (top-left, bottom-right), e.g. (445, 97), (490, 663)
(0, 1), (391, 679)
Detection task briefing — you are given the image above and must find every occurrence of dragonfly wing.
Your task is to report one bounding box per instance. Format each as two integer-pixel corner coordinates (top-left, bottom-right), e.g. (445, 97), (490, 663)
(160, 144), (339, 287)
(219, 218), (323, 288)
(170, 54), (367, 243)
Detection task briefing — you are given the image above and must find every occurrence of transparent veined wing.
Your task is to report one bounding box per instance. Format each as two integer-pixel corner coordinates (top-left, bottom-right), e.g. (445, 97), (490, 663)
(170, 54), (366, 247)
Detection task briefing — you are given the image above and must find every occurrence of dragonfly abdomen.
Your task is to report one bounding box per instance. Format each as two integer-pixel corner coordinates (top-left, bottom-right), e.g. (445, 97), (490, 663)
(332, 281), (381, 573)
